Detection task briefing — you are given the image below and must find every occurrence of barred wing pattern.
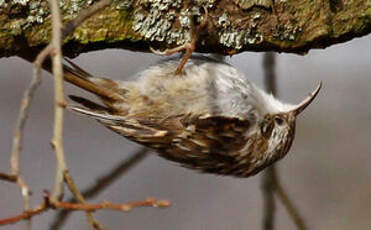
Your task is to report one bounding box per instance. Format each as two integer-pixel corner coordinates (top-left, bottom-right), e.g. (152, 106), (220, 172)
(70, 105), (262, 176)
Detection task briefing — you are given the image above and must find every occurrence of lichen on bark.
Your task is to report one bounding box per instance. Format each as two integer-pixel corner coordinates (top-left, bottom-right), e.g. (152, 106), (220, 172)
(0, 0), (370, 57)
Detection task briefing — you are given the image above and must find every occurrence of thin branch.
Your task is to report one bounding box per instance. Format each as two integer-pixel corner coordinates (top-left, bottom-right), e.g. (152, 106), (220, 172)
(274, 175), (308, 230)
(11, 44), (54, 186)
(6, 44), (55, 230)
(262, 166), (277, 230)
(0, 192), (170, 227)
(0, 204), (47, 226)
(64, 170), (105, 230)
(263, 52), (277, 95)
(49, 197), (170, 212)
(262, 52), (277, 230)
(48, 0), (115, 204)
(261, 52), (308, 230)
(48, 1), (114, 229)
(47, 0), (67, 202)
(50, 148), (149, 230)
(47, 0), (115, 227)
(44, 0), (116, 228)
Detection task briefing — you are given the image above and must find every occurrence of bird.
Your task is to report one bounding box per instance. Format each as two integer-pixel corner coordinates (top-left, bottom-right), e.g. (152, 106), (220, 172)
(61, 55), (321, 178)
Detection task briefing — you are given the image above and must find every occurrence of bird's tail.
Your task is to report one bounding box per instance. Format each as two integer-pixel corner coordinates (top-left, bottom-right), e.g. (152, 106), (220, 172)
(19, 53), (125, 103)
(62, 59), (125, 103)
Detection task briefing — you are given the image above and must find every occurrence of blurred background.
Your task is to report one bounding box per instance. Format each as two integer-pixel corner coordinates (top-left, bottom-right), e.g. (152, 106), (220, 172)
(0, 34), (370, 230)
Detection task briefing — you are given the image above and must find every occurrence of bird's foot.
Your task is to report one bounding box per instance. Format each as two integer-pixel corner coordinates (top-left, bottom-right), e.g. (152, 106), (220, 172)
(150, 7), (208, 75)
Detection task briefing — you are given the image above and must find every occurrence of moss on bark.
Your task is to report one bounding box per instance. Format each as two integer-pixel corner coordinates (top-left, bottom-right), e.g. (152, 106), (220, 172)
(0, 0), (370, 57)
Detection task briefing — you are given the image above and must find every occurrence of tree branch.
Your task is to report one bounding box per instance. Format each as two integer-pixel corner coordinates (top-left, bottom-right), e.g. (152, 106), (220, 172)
(0, 0), (370, 58)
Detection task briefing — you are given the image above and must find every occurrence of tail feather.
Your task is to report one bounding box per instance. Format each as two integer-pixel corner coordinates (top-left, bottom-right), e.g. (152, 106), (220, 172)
(19, 54), (127, 112)
(68, 95), (110, 112)
(62, 60), (125, 102)
(64, 58), (93, 78)
(68, 105), (125, 122)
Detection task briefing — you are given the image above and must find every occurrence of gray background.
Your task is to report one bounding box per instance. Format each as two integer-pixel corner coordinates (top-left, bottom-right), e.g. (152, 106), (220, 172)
(0, 34), (370, 230)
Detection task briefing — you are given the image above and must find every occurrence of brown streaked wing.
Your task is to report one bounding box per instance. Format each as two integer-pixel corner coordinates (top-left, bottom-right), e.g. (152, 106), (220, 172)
(105, 114), (251, 169)
(160, 115), (252, 174)
(178, 115), (251, 155)
(70, 105), (253, 174)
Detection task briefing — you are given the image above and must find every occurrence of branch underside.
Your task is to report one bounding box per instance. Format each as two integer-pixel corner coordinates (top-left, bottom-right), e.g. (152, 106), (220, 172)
(0, 0), (370, 58)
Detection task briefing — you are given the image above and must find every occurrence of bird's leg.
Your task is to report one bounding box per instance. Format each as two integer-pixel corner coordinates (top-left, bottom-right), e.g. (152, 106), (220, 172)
(151, 7), (208, 75)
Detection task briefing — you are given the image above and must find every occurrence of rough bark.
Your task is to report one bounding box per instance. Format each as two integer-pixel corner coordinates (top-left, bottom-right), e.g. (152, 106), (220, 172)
(0, 0), (370, 58)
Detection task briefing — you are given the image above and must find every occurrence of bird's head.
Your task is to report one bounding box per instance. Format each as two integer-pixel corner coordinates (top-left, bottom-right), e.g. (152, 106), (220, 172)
(259, 83), (322, 157)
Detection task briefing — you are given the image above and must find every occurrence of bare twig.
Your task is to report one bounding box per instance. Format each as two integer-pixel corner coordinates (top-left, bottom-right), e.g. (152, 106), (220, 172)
(262, 52), (277, 230)
(49, 196), (170, 212)
(262, 166), (277, 230)
(48, 0), (115, 203)
(50, 148), (149, 230)
(274, 174), (308, 230)
(0, 204), (47, 226)
(0, 192), (169, 227)
(47, 0), (67, 202)
(47, 0), (114, 228)
(263, 52), (277, 95)
(7, 44), (55, 230)
(261, 52), (308, 230)
(64, 170), (105, 230)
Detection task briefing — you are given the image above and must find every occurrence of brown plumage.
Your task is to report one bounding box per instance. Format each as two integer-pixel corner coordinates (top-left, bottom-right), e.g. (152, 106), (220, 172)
(62, 56), (321, 177)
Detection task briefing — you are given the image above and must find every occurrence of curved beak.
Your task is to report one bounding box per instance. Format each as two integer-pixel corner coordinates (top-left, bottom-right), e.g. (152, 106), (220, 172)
(291, 82), (322, 116)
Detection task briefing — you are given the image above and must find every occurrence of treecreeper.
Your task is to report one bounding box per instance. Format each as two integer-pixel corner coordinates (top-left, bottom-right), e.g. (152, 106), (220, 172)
(61, 56), (321, 177)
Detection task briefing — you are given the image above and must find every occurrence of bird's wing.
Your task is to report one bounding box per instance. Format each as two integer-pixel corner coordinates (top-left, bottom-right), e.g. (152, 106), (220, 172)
(167, 115), (252, 173)
(175, 114), (251, 155)
(69, 105), (251, 171)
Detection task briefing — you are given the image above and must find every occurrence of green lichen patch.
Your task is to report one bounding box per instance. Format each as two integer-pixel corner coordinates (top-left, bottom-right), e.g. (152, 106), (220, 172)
(71, 6), (135, 43)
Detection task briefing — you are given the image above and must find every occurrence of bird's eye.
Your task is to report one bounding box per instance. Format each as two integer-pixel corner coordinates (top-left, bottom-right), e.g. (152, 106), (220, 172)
(274, 117), (284, 126)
